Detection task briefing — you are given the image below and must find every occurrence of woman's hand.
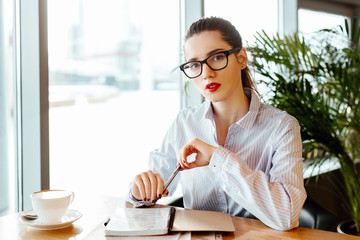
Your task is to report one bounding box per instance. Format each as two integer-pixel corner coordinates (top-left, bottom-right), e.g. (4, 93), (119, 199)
(131, 170), (168, 202)
(178, 138), (216, 170)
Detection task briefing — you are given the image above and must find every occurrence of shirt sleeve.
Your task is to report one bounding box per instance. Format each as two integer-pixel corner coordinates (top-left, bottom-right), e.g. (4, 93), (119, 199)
(209, 119), (306, 230)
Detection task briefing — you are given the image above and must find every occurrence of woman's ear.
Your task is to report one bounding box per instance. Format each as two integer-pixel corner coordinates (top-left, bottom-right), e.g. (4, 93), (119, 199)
(237, 48), (248, 69)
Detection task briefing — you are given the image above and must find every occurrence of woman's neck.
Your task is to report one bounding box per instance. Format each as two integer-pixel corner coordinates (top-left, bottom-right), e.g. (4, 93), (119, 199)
(212, 90), (250, 126)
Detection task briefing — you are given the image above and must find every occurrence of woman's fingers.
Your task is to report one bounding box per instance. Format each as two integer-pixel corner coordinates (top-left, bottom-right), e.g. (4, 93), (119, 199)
(132, 175), (145, 200)
(141, 172), (152, 200)
(131, 170), (165, 202)
(163, 189), (169, 197)
(147, 170), (158, 201)
(155, 172), (164, 199)
(179, 138), (216, 169)
(179, 140), (197, 169)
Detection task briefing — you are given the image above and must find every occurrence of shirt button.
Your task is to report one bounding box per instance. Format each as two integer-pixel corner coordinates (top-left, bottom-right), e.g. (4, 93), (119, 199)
(218, 188), (222, 192)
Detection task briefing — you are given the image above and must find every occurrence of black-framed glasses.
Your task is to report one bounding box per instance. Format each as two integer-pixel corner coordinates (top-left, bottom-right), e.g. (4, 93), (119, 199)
(180, 47), (241, 79)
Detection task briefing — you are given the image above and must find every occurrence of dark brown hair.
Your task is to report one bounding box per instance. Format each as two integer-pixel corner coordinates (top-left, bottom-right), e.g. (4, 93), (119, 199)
(185, 16), (256, 90)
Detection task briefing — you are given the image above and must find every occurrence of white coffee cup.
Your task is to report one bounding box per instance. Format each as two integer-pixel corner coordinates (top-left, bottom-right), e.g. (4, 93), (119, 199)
(30, 190), (75, 224)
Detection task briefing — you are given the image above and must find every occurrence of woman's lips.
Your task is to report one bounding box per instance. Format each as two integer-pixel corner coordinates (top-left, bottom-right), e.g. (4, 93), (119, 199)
(206, 83), (221, 92)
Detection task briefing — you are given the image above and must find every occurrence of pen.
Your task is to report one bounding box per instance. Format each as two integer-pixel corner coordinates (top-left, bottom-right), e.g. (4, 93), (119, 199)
(104, 218), (110, 226)
(162, 165), (182, 194)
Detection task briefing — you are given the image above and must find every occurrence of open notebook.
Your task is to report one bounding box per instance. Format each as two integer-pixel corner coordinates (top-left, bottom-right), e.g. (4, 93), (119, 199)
(104, 207), (235, 237)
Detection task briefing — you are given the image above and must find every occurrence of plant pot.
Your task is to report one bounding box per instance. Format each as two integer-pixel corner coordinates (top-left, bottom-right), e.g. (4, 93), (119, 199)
(337, 220), (360, 236)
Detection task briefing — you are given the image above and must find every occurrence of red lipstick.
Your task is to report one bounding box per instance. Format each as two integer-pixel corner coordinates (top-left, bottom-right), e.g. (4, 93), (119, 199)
(206, 83), (221, 92)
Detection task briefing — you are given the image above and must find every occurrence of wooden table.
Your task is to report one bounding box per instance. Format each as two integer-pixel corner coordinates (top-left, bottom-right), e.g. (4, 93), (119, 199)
(0, 194), (359, 239)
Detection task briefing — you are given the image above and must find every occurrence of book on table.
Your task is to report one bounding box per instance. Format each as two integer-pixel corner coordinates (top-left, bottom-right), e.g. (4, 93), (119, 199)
(104, 207), (235, 237)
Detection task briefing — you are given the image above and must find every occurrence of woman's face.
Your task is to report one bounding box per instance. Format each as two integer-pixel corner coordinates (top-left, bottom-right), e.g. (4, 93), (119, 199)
(184, 31), (247, 103)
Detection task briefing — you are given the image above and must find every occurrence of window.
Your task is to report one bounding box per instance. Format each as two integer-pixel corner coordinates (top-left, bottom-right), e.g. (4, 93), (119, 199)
(204, 0), (278, 44)
(48, 0), (181, 197)
(298, 7), (350, 56)
(0, 0), (17, 216)
(298, 8), (349, 33)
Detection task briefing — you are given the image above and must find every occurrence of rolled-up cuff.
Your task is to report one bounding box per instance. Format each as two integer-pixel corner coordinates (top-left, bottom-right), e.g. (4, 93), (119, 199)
(208, 146), (227, 170)
(127, 190), (154, 207)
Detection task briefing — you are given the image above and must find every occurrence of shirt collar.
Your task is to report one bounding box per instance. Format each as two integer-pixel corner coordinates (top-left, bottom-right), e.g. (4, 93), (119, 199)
(202, 88), (261, 130)
(237, 88), (261, 130)
(203, 100), (214, 121)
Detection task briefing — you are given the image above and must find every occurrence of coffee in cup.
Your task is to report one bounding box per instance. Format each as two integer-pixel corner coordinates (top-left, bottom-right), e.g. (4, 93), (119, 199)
(30, 190), (75, 224)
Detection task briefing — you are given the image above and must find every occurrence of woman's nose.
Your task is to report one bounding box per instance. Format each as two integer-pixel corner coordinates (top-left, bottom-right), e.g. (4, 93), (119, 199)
(201, 63), (215, 79)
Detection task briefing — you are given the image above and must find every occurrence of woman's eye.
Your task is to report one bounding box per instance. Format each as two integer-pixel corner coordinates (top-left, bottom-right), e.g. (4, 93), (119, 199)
(212, 53), (225, 61)
(183, 65), (190, 70)
(190, 62), (201, 69)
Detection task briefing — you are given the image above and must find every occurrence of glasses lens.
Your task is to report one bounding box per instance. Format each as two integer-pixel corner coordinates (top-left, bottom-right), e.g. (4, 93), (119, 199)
(206, 52), (227, 70)
(182, 61), (202, 78)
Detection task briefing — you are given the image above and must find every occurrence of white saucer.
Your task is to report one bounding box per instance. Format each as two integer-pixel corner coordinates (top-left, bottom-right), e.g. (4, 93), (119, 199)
(20, 209), (82, 230)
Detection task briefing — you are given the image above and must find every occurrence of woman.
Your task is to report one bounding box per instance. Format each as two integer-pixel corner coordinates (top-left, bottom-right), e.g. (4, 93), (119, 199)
(128, 16), (306, 230)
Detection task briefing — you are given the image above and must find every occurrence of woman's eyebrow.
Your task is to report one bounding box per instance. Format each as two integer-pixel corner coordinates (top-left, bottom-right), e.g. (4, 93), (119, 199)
(187, 48), (225, 62)
(207, 48), (224, 56)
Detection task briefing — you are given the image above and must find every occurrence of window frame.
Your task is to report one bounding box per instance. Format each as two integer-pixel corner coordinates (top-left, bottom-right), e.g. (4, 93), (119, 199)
(298, 0), (355, 20)
(278, 0), (298, 35)
(180, 0), (204, 108)
(17, 0), (49, 211)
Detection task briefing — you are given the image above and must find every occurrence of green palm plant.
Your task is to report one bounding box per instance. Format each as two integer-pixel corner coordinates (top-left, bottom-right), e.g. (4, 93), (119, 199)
(249, 19), (360, 233)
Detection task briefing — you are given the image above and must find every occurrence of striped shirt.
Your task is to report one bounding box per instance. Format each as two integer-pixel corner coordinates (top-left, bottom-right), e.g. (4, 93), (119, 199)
(129, 88), (306, 230)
